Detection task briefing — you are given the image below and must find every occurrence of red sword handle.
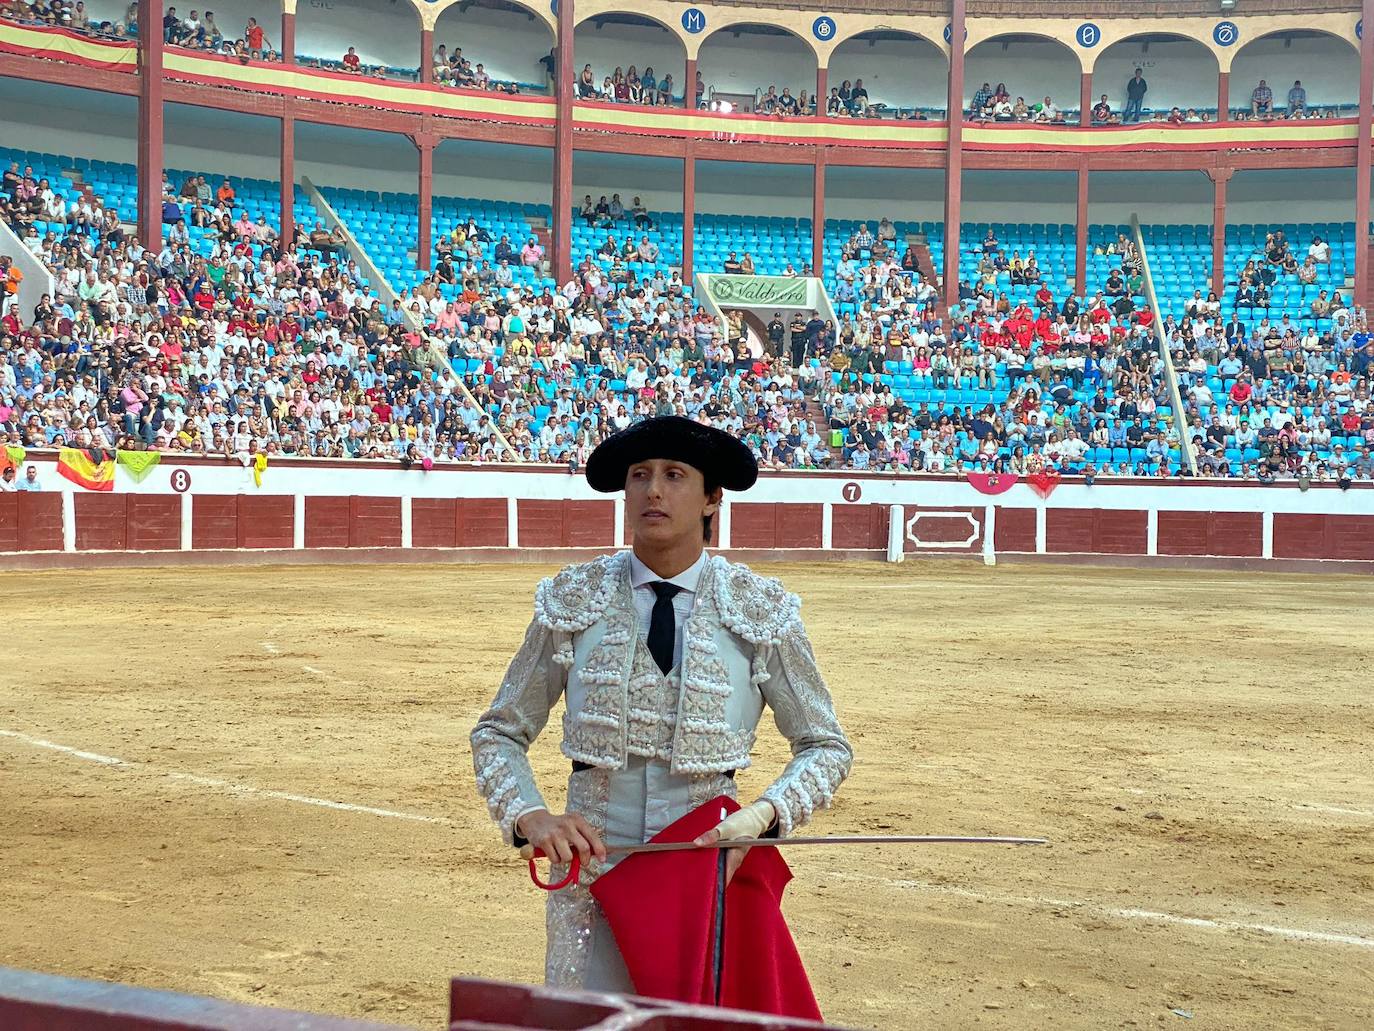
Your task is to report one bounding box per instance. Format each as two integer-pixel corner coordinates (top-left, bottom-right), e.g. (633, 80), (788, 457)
(527, 848), (580, 891)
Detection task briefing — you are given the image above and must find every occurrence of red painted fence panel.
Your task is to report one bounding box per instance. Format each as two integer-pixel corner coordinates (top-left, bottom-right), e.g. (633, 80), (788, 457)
(20, 493), (63, 552)
(729, 502), (778, 549)
(238, 495), (294, 549)
(457, 498), (508, 547)
(517, 499), (563, 548)
(904, 507), (981, 551)
(127, 495), (181, 550)
(1274, 513), (1374, 560)
(1095, 510), (1149, 555)
(0, 495), (16, 552)
(1157, 511), (1262, 557)
(412, 497), (459, 548)
(993, 507), (1037, 553)
(830, 503), (888, 550)
(1046, 509), (1147, 555)
(777, 503), (823, 548)
(304, 496), (350, 548)
(1, 493), (63, 551)
(191, 495), (237, 549)
(350, 497), (401, 548)
(73, 493), (126, 551)
(563, 500), (615, 547)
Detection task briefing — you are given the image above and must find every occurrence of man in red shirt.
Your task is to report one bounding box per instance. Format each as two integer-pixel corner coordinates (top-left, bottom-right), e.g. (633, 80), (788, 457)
(244, 17), (269, 57)
(341, 46), (361, 73)
(1230, 377), (1253, 405)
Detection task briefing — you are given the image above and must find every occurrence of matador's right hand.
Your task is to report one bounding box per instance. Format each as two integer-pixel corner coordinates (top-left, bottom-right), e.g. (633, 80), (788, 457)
(517, 809), (607, 866)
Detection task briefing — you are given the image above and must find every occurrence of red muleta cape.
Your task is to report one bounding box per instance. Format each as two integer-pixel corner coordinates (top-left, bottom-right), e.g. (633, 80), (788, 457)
(588, 796), (824, 1021)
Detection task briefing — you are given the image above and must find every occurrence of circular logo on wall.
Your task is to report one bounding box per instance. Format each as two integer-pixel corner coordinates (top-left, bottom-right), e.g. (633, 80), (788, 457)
(1213, 21), (1239, 47)
(681, 8), (706, 34)
(812, 17), (836, 42)
(1075, 23), (1101, 48)
(842, 482), (862, 503)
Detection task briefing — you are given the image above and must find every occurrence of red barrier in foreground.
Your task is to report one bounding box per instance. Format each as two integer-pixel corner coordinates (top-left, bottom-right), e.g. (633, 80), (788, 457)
(448, 978), (849, 1030)
(0, 965), (409, 1030)
(0, 968), (852, 1030)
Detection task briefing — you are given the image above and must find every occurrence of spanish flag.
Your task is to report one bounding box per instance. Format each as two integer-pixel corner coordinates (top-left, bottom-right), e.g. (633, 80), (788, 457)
(57, 447), (116, 491)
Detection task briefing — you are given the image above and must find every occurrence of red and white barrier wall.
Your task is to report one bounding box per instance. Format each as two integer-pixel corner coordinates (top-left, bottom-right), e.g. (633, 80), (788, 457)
(2, 455), (1372, 570)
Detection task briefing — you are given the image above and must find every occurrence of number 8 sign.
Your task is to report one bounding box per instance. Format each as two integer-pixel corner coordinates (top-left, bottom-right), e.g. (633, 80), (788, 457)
(171, 468), (192, 493)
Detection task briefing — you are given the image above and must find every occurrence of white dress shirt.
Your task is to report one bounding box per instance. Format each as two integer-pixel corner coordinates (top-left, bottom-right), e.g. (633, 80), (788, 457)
(628, 548), (706, 672)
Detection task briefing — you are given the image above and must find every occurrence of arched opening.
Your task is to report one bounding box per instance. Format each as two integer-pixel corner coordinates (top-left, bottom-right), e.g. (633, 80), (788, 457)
(572, 13), (686, 105)
(433, 0), (557, 95)
(828, 30), (947, 120)
(696, 24), (816, 115)
(963, 34), (1081, 122)
(1229, 30), (1359, 120)
(1090, 33), (1219, 124)
(295, 0), (421, 80)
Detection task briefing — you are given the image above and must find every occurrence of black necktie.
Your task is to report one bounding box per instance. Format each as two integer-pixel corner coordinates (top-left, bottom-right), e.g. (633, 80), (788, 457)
(647, 581), (682, 674)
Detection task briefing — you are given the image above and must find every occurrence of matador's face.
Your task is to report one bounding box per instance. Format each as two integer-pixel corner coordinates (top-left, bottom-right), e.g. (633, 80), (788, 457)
(625, 459), (720, 547)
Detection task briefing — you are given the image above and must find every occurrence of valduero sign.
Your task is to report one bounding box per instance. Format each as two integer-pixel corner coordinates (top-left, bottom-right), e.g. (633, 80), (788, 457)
(706, 275), (809, 307)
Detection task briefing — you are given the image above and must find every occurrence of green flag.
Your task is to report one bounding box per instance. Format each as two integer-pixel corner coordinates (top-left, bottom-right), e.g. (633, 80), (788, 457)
(116, 449), (162, 483)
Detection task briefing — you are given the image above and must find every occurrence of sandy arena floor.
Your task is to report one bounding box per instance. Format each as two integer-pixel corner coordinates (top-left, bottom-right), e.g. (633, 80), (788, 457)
(1, 560), (1371, 1030)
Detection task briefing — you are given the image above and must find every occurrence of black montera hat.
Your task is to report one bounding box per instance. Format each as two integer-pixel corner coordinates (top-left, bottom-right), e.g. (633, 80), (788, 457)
(585, 416), (758, 493)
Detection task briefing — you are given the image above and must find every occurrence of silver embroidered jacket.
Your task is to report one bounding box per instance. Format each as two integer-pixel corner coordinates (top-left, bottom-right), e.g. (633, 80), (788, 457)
(471, 551), (852, 842)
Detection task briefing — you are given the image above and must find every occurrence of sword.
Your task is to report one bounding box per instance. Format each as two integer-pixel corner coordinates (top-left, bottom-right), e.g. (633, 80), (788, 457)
(524, 835), (1048, 891)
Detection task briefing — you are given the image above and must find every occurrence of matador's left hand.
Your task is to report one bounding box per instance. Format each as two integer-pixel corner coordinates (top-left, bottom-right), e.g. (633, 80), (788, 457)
(693, 800), (777, 885)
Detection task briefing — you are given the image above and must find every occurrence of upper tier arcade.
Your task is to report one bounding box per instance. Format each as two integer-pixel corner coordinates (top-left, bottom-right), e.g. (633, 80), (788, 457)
(0, 0), (1370, 300)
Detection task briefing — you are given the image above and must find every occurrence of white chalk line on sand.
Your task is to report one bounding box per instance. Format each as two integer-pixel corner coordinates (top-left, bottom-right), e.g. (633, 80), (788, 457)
(7, 726), (1371, 951)
(0, 728), (451, 826)
(262, 640), (346, 683)
(1294, 803), (1374, 818)
(822, 870), (1374, 951)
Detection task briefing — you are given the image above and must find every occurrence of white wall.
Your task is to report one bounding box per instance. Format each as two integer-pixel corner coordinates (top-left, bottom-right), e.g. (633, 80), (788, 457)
(1090, 38), (1218, 114)
(82, 0), (136, 29)
(433, 3), (554, 88)
(828, 35), (946, 111)
(697, 27), (816, 102)
(294, 0), (421, 70)
(573, 17), (685, 93)
(965, 38), (1082, 113)
(10, 456), (1372, 525)
(1229, 33), (1359, 112)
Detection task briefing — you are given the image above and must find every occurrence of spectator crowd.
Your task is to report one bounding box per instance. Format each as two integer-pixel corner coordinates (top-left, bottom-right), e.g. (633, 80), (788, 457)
(2, 148), (1372, 484)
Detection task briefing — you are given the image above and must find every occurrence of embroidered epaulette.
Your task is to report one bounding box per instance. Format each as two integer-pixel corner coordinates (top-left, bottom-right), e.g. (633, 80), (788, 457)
(712, 556), (801, 645)
(534, 552), (626, 632)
